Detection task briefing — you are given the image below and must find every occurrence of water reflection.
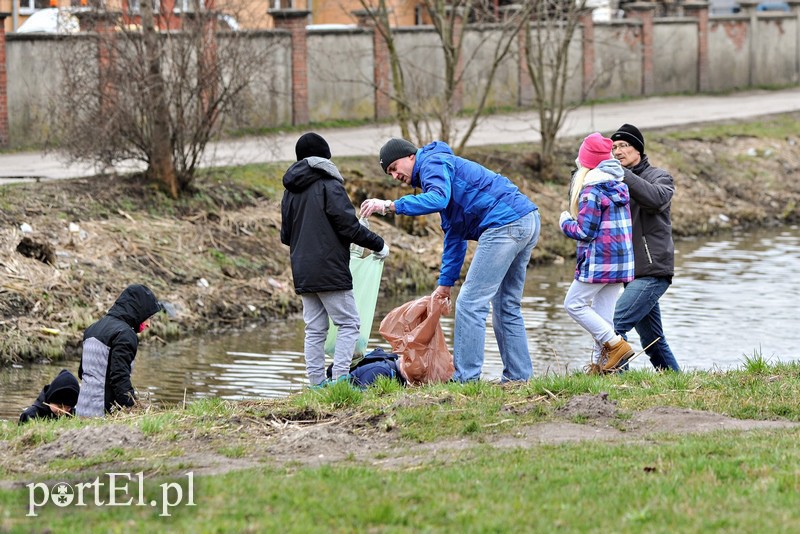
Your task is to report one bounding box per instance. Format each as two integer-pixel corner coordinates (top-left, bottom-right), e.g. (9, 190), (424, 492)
(2, 226), (799, 420)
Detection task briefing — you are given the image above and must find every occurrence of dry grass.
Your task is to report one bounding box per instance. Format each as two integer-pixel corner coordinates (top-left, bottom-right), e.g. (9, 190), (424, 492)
(2, 116), (800, 363)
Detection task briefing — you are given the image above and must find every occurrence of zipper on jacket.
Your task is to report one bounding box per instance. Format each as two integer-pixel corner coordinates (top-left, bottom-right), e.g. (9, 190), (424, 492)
(643, 236), (653, 264)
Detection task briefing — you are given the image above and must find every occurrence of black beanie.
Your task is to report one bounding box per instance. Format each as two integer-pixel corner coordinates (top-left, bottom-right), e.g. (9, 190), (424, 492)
(611, 123), (645, 155)
(44, 369), (80, 407)
(379, 138), (417, 173)
(295, 132), (331, 161)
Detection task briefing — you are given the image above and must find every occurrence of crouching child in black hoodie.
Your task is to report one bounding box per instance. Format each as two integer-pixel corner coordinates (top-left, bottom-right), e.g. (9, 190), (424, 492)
(75, 284), (163, 417)
(18, 368), (80, 424)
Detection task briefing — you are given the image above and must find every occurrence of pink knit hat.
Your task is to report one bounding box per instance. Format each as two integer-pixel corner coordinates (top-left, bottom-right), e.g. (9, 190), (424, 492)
(578, 132), (613, 169)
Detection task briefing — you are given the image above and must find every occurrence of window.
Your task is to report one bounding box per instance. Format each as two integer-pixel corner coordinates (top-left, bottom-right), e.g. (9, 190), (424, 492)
(126, 0), (161, 15)
(19, 0), (52, 15)
(174, 0), (205, 13)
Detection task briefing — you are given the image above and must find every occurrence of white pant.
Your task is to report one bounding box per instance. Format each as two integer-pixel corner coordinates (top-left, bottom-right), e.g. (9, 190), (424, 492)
(563, 280), (623, 363)
(301, 290), (360, 385)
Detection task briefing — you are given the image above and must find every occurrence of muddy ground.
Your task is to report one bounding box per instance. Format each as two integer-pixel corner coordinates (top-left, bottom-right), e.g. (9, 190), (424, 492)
(1, 115), (799, 365)
(1, 393), (796, 487)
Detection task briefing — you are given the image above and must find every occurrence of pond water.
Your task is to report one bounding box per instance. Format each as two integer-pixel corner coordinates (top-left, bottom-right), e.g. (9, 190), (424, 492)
(2, 225), (799, 421)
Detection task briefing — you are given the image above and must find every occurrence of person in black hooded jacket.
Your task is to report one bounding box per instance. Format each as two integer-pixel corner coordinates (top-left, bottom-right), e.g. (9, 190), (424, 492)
(18, 368), (80, 424)
(75, 284), (162, 416)
(280, 132), (390, 386)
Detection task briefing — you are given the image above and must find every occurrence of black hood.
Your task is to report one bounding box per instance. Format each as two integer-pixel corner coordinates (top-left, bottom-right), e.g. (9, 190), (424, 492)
(283, 158), (343, 194)
(107, 284), (162, 329)
(44, 369), (80, 406)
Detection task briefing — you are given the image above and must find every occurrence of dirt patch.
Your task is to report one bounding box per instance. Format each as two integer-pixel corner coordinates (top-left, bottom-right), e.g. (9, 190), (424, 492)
(27, 424), (146, 462)
(555, 393), (618, 420)
(2, 405), (798, 482)
(631, 406), (796, 434)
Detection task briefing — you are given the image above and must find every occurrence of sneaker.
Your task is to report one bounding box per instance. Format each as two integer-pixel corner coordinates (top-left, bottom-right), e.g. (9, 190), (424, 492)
(310, 379), (331, 391)
(601, 338), (635, 372)
(310, 374), (352, 390)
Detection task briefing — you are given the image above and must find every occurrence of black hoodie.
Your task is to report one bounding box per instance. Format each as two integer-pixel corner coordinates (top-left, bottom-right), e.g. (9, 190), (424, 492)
(280, 157), (384, 294)
(75, 284), (161, 416)
(18, 369), (80, 424)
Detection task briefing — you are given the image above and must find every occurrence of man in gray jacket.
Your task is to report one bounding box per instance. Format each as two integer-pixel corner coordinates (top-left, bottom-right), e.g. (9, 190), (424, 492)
(608, 124), (680, 372)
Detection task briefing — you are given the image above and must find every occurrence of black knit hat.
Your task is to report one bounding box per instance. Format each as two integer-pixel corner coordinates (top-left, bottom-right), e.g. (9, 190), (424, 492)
(611, 123), (645, 155)
(379, 138), (417, 174)
(44, 369), (80, 407)
(295, 132), (331, 161)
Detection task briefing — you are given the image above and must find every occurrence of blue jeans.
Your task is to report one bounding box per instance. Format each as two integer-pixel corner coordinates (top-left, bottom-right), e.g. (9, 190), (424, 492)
(613, 276), (680, 372)
(453, 211), (540, 382)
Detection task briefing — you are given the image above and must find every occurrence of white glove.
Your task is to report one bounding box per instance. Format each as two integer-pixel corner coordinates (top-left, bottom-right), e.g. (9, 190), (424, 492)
(360, 198), (388, 217)
(373, 244), (390, 260)
(559, 210), (573, 226)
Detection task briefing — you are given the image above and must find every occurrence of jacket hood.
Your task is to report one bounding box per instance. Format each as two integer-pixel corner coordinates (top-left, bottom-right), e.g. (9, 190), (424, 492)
(283, 158), (344, 193)
(44, 369), (80, 406)
(107, 284), (162, 329)
(583, 160), (629, 207)
(411, 141), (452, 188)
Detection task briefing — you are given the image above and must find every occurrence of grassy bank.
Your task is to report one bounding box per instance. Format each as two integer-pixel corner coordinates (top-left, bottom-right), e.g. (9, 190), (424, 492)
(2, 358), (800, 531)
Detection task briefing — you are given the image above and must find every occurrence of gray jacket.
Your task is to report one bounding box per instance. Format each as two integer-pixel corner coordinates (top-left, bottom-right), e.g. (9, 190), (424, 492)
(623, 156), (675, 279)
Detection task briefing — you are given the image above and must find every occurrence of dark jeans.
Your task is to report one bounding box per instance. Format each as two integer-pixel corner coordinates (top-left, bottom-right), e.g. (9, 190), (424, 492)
(614, 276), (680, 372)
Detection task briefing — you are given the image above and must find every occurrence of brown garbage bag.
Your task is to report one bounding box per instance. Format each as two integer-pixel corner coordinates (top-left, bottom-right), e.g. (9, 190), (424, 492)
(379, 294), (454, 385)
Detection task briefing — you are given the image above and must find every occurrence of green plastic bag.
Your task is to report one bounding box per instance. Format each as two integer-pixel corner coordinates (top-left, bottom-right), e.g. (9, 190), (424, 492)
(324, 253), (385, 362)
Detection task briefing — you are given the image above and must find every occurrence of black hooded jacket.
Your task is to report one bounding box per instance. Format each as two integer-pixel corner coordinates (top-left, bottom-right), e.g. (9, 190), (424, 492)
(75, 284), (161, 416)
(18, 369), (80, 424)
(280, 157), (384, 294)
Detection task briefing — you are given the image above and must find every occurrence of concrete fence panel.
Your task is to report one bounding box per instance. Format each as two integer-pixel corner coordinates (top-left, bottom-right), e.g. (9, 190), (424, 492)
(752, 14), (798, 86)
(707, 16), (751, 91)
(222, 31), (293, 132)
(653, 18), (699, 93)
(460, 25), (519, 111)
(7, 35), (95, 148)
(592, 22), (644, 99)
(393, 29), (447, 116)
(307, 28), (374, 122)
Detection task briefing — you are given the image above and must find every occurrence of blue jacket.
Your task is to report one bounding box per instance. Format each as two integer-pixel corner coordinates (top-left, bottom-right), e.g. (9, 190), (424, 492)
(394, 142), (537, 286)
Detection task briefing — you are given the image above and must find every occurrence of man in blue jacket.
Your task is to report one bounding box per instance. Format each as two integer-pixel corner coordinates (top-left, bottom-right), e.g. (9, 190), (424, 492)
(361, 139), (540, 382)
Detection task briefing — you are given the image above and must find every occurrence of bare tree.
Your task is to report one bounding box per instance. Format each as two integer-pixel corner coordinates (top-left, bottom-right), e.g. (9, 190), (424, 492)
(522, 0), (588, 181)
(354, 0), (528, 150)
(51, 1), (279, 198)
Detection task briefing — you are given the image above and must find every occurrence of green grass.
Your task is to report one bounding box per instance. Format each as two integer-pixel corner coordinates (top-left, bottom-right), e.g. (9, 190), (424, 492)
(3, 429), (800, 532)
(198, 163), (286, 199)
(5, 363), (800, 531)
(660, 113), (800, 142)
(139, 412), (183, 437)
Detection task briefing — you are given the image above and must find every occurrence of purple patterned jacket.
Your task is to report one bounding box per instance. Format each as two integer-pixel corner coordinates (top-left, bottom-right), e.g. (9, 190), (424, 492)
(561, 159), (635, 284)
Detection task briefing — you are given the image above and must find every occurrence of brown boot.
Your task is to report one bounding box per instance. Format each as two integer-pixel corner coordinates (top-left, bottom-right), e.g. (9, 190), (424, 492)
(601, 338), (635, 371)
